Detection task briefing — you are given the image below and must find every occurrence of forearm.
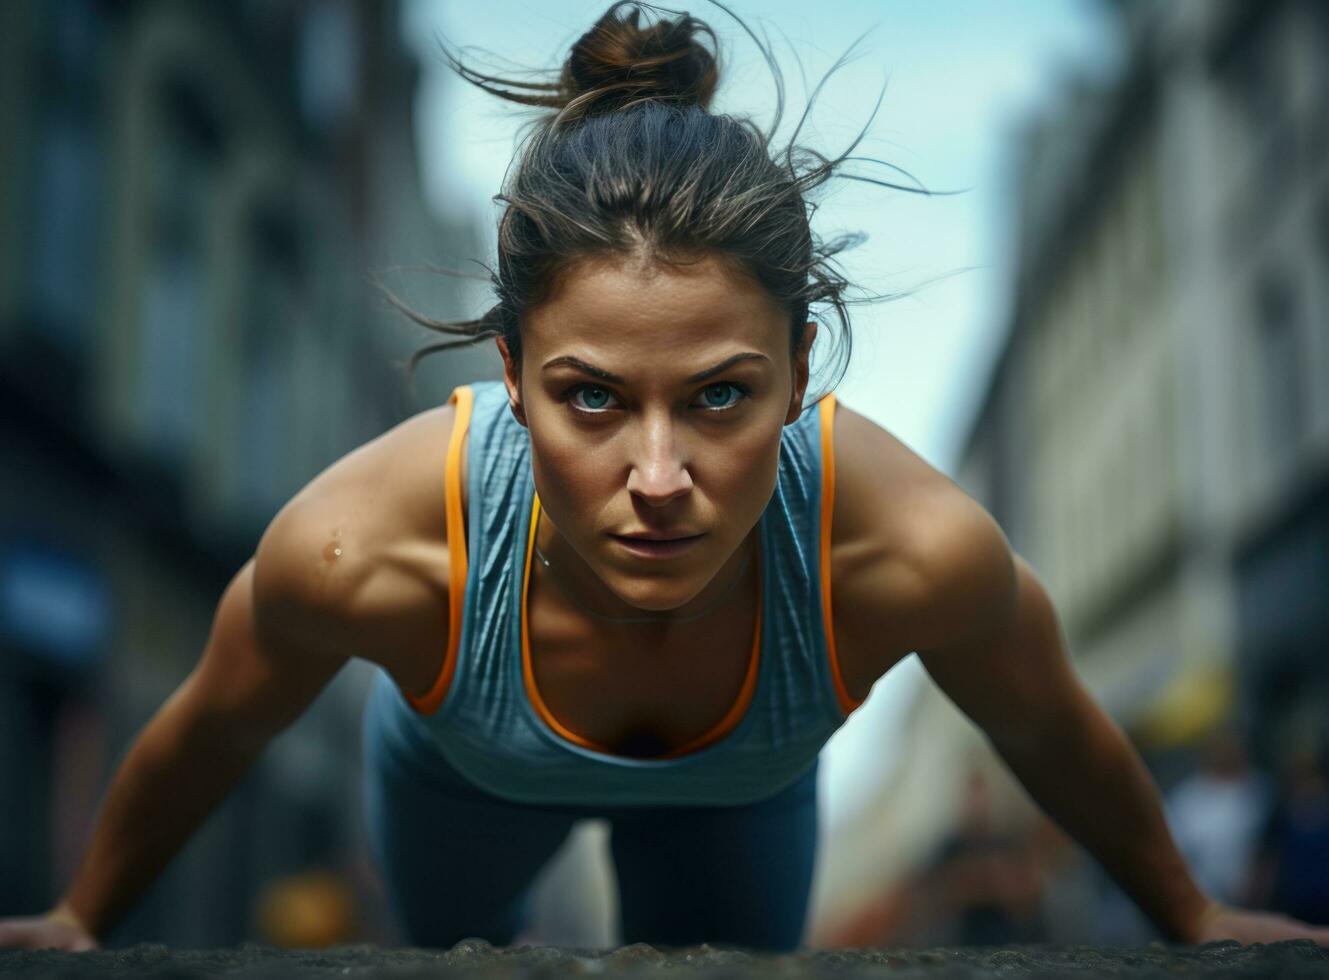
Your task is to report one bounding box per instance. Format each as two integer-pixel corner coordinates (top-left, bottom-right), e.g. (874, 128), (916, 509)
(58, 687), (267, 940)
(990, 688), (1211, 942)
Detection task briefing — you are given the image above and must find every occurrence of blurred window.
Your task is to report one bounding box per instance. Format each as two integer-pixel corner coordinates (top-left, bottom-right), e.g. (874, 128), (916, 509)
(1311, 5), (1329, 154)
(140, 248), (202, 457)
(298, 0), (357, 132)
(1106, 190), (1128, 355)
(139, 78), (223, 459)
(1321, 194), (1329, 284)
(48, 0), (99, 76)
(1122, 411), (1140, 555)
(238, 208), (302, 511)
(1253, 275), (1304, 467)
(32, 113), (100, 348)
(1143, 148), (1164, 305)
(31, 0), (104, 350)
(1221, 11), (1293, 227)
(1319, 196), (1329, 400)
(1085, 226), (1105, 381)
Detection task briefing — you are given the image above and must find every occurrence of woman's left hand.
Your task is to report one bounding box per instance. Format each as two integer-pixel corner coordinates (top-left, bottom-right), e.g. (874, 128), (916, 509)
(1188, 900), (1329, 946)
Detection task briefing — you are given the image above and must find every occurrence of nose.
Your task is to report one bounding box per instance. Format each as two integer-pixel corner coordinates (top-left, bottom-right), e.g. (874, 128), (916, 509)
(625, 412), (693, 506)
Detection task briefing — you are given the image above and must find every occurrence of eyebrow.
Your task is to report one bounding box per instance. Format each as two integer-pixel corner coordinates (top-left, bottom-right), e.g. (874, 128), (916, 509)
(542, 352), (771, 385)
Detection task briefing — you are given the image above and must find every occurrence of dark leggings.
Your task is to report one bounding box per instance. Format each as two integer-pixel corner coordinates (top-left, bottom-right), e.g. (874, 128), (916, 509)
(360, 692), (820, 951)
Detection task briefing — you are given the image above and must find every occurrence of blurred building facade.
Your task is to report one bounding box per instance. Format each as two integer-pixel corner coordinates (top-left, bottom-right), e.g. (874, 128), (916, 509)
(0, 0), (496, 945)
(814, 0), (1329, 946)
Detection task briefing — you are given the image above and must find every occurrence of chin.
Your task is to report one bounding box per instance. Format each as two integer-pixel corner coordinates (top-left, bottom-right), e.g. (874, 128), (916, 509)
(600, 567), (704, 612)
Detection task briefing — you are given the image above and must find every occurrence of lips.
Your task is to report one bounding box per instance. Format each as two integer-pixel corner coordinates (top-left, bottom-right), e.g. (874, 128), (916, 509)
(610, 532), (705, 559)
(614, 531), (703, 541)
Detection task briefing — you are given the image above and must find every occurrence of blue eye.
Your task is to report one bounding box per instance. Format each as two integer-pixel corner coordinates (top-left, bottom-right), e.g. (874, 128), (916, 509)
(563, 381), (751, 416)
(569, 385), (617, 412)
(695, 382), (748, 411)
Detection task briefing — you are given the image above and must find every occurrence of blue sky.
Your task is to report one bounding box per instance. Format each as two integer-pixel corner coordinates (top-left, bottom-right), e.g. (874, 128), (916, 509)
(399, 0), (1122, 828)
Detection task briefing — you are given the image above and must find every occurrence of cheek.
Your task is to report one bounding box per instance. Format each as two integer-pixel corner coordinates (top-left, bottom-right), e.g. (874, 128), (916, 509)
(526, 419), (613, 532)
(712, 425), (783, 517)
(530, 439), (597, 504)
(728, 419), (773, 457)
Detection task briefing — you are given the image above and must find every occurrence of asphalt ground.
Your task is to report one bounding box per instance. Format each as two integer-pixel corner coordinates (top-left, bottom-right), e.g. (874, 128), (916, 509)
(2, 940), (1328, 979)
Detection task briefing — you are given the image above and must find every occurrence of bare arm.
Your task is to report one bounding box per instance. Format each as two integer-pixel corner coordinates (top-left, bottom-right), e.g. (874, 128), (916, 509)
(918, 551), (1207, 940)
(0, 403), (458, 950)
(33, 503), (351, 945)
(825, 405), (1328, 946)
(917, 525), (1328, 945)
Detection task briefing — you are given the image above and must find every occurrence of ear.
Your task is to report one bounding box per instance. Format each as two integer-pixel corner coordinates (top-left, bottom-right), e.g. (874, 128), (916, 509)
(495, 336), (528, 427)
(784, 321), (818, 425)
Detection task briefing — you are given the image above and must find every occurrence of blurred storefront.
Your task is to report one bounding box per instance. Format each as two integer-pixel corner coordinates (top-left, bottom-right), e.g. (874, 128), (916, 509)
(0, 0), (494, 946)
(1234, 477), (1329, 768)
(815, 0), (1329, 946)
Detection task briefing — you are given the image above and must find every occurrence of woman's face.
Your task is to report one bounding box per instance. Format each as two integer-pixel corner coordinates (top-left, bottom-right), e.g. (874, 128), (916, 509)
(497, 251), (815, 613)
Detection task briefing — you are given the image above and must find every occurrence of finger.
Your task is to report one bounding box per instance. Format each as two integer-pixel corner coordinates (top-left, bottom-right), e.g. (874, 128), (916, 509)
(1282, 915), (1329, 940)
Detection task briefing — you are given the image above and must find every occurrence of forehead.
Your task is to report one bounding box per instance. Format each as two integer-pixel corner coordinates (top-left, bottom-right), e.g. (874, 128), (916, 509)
(522, 252), (788, 356)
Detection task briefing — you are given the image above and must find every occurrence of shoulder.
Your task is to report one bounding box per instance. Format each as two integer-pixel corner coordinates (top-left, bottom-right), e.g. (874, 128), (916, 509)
(251, 399), (465, 665)
(827, 398), (1017, 662)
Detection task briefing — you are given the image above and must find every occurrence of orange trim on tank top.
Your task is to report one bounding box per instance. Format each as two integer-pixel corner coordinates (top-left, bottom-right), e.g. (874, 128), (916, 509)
(520, 493), (762, 760)
(820, 392), (864, 716)
(406, 385), (473, 715)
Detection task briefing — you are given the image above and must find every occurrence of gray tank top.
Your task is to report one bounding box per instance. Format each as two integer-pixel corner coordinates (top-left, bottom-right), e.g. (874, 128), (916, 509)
(366, 379), (865, 806)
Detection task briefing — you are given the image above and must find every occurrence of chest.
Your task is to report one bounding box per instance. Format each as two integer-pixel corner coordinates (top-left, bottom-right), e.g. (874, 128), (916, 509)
(523, 557), (763, 758)
(379, 542), (895, 760)
(522, 552), (890, 759)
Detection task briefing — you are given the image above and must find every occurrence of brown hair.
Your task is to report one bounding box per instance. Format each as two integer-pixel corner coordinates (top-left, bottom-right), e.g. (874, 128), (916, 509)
(384, 0), (931, 405)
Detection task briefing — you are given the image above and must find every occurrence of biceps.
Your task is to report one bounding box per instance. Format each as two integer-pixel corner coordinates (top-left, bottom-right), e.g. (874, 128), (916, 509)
(179, 560), (348, 754)
(918, 556), (1089, 747)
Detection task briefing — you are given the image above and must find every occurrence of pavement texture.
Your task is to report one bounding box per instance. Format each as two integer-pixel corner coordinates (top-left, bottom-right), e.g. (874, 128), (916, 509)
(2, 940), (1328, 979)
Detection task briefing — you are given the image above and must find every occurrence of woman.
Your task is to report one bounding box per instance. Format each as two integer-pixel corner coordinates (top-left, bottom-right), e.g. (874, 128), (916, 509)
(4, 0), (1328, 955)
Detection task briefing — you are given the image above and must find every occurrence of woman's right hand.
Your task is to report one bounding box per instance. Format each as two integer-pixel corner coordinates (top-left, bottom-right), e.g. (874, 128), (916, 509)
(0, 903), (99, 951)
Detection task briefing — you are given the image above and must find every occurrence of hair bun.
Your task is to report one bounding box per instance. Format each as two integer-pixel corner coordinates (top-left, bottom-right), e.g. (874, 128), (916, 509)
(559, 2), (719, 118)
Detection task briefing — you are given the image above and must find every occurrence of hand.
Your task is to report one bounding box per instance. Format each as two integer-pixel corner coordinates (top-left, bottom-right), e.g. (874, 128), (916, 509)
(1188, 900), (1329, 947)
(0, 902), (99, 952)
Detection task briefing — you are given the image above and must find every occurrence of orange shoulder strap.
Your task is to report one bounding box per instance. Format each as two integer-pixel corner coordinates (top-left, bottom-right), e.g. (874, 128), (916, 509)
(818, 392), (863, 716)
(405, 385), (474, 714)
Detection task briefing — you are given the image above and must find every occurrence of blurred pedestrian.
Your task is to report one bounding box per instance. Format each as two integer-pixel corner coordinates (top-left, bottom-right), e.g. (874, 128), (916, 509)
(1248, 742), (1329, 925)
(1164, 728), (1272, 907)
(914, 770), (1047, 946)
